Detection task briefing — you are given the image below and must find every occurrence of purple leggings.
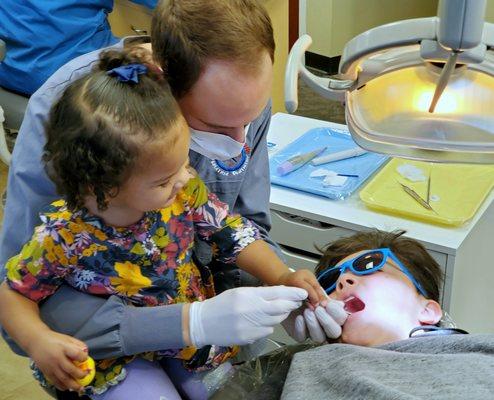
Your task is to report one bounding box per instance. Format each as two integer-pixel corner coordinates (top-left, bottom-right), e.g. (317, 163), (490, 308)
(91, 358), (232, 400)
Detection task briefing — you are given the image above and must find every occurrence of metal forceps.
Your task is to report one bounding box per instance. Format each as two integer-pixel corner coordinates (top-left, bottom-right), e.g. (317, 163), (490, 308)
(398, 173), (437, 214)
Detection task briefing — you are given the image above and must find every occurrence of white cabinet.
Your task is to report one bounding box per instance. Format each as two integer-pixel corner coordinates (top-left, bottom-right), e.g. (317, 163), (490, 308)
(268, 113), (494, 334)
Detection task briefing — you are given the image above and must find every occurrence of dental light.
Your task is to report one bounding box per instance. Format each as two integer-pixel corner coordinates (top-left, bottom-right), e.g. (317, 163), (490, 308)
(285, 0), (494, 163)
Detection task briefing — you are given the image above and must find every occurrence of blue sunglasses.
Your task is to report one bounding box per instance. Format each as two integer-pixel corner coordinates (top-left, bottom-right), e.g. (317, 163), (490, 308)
(316, 248), (427, 296)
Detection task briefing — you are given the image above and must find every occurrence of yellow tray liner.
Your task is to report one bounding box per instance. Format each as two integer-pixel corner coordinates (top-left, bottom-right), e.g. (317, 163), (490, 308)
(359, 158), (494, 226)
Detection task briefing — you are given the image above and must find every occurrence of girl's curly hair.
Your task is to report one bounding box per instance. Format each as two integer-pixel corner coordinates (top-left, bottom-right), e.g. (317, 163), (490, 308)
(43, 47), (182, 211)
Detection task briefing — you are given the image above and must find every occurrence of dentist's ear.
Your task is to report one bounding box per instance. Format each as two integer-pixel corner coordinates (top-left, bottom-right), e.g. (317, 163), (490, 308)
(418, 299), (443, 325)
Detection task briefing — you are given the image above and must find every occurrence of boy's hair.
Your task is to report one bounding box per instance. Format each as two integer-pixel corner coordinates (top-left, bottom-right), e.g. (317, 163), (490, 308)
(151, 0), (275, 98)
(315, 230), (443, 302)
(43, 47), (182, 212)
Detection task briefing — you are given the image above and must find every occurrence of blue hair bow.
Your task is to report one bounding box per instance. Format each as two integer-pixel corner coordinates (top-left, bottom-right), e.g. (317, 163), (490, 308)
(107, 63), (148, 83)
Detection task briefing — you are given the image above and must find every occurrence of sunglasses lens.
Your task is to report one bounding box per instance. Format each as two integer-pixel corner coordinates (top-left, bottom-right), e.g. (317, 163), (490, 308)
(353, 251), (385, 272)
(317, 268), (341, 292)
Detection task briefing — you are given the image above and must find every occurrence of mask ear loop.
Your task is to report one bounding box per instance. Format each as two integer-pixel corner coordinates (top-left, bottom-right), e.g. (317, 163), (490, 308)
(214, 147), (247, 171)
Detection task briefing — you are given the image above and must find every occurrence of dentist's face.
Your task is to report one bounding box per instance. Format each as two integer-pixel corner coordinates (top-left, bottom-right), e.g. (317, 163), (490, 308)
(178, 51), (273, 142)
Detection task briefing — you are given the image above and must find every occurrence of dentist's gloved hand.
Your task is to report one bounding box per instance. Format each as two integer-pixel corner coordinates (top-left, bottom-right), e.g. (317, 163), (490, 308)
(188, 286), (307, 348)
(282, 299), (348, 343)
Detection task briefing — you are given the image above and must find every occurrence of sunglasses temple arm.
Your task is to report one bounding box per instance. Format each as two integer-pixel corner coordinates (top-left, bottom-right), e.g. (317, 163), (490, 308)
(390, 253), (427, 297)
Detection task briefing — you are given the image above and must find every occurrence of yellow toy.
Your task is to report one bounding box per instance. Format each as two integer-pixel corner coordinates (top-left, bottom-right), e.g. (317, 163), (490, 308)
(74, 356), (96, 387)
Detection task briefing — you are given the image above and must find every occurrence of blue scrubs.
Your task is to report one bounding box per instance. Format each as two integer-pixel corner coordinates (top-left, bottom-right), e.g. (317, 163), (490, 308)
(0, 0), (157, 95)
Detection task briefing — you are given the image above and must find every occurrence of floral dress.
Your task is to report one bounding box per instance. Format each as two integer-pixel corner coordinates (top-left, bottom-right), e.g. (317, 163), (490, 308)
(5, 176), (260, 395)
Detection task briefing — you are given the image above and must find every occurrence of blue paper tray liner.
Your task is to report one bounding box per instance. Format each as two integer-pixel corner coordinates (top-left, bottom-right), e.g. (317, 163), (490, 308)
(269, 127), (389, 200)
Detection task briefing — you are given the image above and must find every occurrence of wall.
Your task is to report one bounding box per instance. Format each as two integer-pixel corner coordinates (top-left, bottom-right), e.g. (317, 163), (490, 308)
(108, 0), (152, 36)
(306, 0), (439, 57)
(264, 0), (289, 113)
(108, 0), (289, 113)
(485, 0), (494, 22)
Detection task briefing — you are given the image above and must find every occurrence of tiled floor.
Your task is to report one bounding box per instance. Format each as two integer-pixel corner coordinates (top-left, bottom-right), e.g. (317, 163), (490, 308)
(294, 74), (346, 125)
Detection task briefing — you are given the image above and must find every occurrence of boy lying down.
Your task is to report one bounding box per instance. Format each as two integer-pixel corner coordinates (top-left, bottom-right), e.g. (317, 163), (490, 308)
(213, 230), (494, 400)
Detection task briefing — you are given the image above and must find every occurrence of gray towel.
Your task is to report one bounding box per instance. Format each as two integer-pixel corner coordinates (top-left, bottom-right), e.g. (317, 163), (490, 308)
(282, 334), (494, 400)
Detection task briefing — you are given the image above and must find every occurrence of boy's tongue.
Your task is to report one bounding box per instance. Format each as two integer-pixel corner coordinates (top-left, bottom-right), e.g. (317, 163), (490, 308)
(344, 296), (366, 314)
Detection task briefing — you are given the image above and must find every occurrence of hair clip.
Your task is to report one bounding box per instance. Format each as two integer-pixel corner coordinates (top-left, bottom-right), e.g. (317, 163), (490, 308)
(107, 63), (148, 83)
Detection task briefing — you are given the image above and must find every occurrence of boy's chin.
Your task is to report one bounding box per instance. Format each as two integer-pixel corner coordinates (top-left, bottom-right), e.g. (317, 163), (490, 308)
(340, 330), (369, 346)
(342, 323), (410, 347)
(340, 315), (394, 347)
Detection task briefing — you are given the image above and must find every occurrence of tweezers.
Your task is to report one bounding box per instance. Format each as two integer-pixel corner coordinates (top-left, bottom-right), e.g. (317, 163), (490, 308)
(426, 170), (431, 204)
(398, 182), (436, 212)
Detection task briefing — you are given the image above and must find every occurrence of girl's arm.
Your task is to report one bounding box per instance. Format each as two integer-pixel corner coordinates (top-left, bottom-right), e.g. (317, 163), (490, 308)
(188, 177), (325, 304)
(0, 281), (49, 351)
(236, 240), (325, 305)
(0, 282), (88, 391)
(235, 241), (290, 285)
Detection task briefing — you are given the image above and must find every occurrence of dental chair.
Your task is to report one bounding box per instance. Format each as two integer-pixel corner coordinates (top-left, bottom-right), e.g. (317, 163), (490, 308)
(0, 38), (29, 165)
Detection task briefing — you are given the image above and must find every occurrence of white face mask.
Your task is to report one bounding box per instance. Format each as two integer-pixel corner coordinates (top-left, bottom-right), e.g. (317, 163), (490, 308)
(189, 124), (249, 161)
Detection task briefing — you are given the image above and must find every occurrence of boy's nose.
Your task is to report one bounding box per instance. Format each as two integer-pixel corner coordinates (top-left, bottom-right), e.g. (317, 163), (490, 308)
(337, 272), (357, 292)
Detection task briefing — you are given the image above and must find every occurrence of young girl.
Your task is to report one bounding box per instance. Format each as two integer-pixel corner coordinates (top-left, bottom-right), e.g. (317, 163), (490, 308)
(0, 48), (324, 398)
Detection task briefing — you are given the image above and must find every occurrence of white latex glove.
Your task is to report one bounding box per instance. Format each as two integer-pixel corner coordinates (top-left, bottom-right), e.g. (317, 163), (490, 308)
(189, 286), (307, 348)
(282, 299), (348, 343)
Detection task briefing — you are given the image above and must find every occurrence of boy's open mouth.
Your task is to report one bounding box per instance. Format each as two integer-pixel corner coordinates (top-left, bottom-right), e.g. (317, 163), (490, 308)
(344, 296), (366, 314)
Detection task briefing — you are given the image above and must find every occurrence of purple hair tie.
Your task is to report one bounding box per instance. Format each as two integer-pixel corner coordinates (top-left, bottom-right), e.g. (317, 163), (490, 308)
(107, 63), (148, 83)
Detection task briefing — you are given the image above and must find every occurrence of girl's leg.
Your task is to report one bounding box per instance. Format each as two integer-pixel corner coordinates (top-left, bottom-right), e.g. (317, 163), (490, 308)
(159, 358), (234, 400)
(91, 358), (182, 400)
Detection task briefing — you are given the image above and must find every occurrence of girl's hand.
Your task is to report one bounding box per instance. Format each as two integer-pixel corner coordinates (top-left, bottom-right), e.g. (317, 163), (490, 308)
(278, 269), (326, 306)
(27, 330), (90, 392)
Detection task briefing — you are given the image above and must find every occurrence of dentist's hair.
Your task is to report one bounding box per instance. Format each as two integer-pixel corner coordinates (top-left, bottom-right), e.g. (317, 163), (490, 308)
(151, 0), (275, 98)
(43, 47), (183, 212)
(316, 230), (443, 302)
